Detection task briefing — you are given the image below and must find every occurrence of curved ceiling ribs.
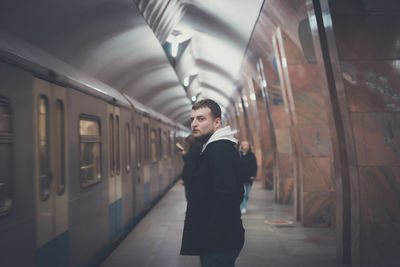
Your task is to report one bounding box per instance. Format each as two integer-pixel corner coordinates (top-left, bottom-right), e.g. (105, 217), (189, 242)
(136, 0), (264, 121)
(1, 0), (264, 125)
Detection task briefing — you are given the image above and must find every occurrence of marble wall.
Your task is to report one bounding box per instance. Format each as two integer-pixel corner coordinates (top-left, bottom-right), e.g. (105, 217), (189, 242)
(232, 59), (276, 189)
(237, 0), (337, 221)
(275, 28), (335, 227)
(254, 81), (276, 189)
(312, 0), (400, 266)
(263, 62), (295, 204)
(236, 0), (400, 266)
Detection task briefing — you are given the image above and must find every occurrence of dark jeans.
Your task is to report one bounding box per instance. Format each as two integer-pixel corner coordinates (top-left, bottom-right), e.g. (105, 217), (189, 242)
(200, 249), (241, 267)
(241, 182), (253, 210)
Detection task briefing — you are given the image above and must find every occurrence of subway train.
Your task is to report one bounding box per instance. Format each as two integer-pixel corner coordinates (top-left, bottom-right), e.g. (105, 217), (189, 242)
(0, 35), (189, 267)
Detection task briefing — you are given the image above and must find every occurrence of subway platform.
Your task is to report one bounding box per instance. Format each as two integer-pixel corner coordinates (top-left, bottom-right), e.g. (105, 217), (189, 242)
(101, 182), (350, 267)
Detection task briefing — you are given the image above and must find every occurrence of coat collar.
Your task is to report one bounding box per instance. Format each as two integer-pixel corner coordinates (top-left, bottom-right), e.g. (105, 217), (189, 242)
(201, 126), (238, 153)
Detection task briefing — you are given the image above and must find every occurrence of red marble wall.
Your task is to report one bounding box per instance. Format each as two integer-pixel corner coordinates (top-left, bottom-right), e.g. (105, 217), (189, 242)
(263, 61), (295, 204)
(238, 1), (338, 218)
(251, 79), (275, 189)
(236, 1), (400, 266)
(244, 81), (265, 183)
(275, 28), (335, 227)
(311, 0), (400, 266)
(235, 60), (276, 188)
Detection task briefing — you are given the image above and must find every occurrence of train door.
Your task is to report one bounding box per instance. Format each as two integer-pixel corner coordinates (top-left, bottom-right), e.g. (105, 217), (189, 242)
(33, 78), (69, 267)
(108, 104), (122, 242)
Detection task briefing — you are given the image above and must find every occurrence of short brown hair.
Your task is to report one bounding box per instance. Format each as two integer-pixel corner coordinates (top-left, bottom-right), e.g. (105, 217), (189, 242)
(192, 99), (221, 119)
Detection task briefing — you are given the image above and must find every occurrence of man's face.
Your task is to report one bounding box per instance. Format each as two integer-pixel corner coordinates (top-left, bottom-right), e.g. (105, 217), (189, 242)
(190, 107), (221, 143)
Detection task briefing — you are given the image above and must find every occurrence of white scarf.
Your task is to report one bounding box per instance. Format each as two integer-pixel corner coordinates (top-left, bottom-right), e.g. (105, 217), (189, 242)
(201, 126), (238, 153)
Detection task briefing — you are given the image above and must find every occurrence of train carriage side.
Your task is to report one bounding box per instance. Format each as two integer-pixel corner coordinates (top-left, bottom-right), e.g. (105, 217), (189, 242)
(0, 58), (132, 267)
(0, 61), (36, 267)
(124, 96), (188, 219)
(66, 86), (131, 267)
(0, 34), (189, 266)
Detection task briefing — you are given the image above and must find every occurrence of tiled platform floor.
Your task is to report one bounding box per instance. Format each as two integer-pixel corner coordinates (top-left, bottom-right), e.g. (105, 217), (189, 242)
(101, 181), (350, 267)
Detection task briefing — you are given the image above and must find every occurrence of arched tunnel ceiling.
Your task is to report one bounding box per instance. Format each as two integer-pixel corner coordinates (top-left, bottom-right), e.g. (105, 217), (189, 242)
(1, 0), (264, 124)
(172, 0), (264, 113)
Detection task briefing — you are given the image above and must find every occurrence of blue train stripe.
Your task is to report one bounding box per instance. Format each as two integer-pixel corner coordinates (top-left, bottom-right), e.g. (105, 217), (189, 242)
(117, 198), (122, 233)
(159, 174), (163, 191)
(144, 182), (150, 206)
(109, 199), (123, 241)
(109, 202), (116, 241)
(36, 230), (69, 267)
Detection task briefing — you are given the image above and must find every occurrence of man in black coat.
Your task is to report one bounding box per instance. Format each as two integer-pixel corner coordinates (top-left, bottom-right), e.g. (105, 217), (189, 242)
(180, 99), (244, 267)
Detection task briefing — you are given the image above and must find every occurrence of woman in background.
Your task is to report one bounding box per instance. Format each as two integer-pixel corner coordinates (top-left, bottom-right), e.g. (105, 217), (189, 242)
(239, 141), (257, 214)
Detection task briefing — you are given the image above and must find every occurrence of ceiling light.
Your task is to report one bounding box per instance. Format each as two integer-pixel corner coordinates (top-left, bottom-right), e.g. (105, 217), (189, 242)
(171, 42), (179, 58)
(183, 76), (190, 87)
(262, 79), (267, 87)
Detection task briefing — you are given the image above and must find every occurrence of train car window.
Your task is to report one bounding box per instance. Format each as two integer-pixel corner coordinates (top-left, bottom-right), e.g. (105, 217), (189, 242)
(125, 124), (131, 172)
(0, 101), (11, 132)
(174, 132), (179, 154)
(80, 119), (100, 135)
(169, 131), (175, 155)
(163, 131), (168, 159)
(143, 123), (149, 162)
(158, 128), (162, 159)
(109, 114), (114, 176)
(79, 116), (102, 188)
(151, 129), (157, 163)
(0, 98), (13, 216)
(168, 131), (172, 156)
(55, 100), (65, 195)
(115, 115), (120, 175)
(135, 126), (142, 168)
(38, 96), (50, 202)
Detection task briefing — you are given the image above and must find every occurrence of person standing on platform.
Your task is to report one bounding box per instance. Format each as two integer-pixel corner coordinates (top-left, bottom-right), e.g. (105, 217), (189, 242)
(180, 135), (201, 201)
(239, 141), (257, 215)
(180, 99), (244, 267)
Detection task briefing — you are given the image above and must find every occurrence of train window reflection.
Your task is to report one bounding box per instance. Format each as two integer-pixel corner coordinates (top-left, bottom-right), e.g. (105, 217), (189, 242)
(125, 124), (131, 172)
(109, 114), (114, 176)
(163, 131), (168, 159)
(174, 132), (179, 154)
(56, 100), (65, 195)
(80, 119), (100, 136)
(79, 116), (101, 188)
(0, 102), (11, 132)
(158, 128), (162, 159)
(144, 123), (149, 162)
(136, 126), (142, 168)
(0, 98), (13, 216)
(116, 115), (120, 175)
(151, 129), (157, 163)
(39, 96), (50, 201)
(168, 131), (172, 156)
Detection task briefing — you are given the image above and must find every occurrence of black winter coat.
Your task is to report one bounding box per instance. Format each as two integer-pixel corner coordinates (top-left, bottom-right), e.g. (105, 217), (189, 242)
(181, 144), (202, 189)
(240, 151), (257, 184)
(180, 140), (245, 255)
